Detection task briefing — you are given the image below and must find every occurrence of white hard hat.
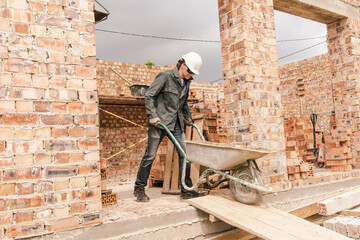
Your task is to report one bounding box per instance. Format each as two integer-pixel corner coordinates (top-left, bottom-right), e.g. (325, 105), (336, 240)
(182, 52), (202, 75)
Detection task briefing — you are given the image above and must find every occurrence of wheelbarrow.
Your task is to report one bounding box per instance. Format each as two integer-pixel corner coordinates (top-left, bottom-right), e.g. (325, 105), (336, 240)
(158, 122), (274, 204)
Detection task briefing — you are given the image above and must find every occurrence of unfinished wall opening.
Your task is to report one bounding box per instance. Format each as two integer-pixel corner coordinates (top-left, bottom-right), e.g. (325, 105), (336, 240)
(273, 1), (360, 184)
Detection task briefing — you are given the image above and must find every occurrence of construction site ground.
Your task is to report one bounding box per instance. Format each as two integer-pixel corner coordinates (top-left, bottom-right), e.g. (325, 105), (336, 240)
(30, 171), (360, 240)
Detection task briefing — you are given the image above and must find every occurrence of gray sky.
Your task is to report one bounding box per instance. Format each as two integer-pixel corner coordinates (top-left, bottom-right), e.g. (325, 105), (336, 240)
(94, 0), (327, 83)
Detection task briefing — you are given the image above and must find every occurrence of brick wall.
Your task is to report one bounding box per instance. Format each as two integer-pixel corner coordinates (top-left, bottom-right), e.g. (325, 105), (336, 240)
(99, 104), (148, 185)
(0, 0), (100, 238)
(218, 0), (287, 187)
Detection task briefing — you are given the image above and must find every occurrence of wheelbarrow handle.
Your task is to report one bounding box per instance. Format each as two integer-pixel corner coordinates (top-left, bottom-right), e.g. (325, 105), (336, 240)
(190, 123), (205, 141)
(157, 122), (202, 191)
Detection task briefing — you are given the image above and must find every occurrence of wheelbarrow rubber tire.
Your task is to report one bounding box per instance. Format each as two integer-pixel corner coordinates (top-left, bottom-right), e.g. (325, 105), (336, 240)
(229, 167), (262, 204)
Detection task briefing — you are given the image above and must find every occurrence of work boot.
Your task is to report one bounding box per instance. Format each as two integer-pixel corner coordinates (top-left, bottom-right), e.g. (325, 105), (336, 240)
(180, 189), (205, 199)
(134, 187), (150, 202)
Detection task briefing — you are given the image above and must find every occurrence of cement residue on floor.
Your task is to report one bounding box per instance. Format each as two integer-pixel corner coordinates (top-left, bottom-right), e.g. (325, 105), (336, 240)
(102, 184), (191, 222)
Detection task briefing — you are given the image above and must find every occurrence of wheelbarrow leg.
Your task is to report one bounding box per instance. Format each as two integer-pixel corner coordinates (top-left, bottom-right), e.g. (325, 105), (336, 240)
(247, 159), (260, 185)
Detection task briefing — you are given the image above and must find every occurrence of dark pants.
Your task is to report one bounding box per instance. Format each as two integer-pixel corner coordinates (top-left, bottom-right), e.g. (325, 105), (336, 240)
(134, 120), (193, 189)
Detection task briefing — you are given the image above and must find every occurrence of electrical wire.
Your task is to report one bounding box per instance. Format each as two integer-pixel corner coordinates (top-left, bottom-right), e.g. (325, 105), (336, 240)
(96, 28), (327, 44)
(278, 41), (327, 60)
(277, 36), (326, 42)
(209, 78), (223, 83)
(95, 29), (221, 43)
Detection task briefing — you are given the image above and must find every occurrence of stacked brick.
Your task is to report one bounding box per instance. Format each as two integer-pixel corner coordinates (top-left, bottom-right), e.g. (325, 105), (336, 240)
(0, 0), (101, 238)
(325, 128), (353, 172)
(284, 117), (320, 179)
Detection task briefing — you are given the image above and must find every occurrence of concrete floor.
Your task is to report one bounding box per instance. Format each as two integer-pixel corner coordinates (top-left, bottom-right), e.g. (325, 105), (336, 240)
(31, 185), (233, 240)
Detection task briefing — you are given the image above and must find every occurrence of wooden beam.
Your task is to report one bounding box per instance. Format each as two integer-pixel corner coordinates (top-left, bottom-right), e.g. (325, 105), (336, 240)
(188, 193), (350, 240)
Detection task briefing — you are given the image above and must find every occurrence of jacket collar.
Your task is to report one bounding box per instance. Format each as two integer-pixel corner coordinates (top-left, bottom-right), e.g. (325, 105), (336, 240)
(172, 67), (193, 86)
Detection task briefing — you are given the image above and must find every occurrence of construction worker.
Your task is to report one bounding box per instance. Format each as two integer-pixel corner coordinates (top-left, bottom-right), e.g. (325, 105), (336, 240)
(134, 52), (204, 202)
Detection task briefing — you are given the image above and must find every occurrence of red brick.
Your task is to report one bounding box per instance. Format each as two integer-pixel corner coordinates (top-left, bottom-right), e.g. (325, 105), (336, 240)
(41, 114), (72, 125)
(16, 101), (34, 112)
(12, 140), (43, 153)
(46, 216), (79, 232)
(80, 187), (101, 201)
(14, 154), (33, 166)
(0, 184), (15, 196)
(68, 102), (83, 113)
(75, 66), (96, 78)
(36, 181), (53, 193)
(75, 114), (97, 125)
(70, 202), (85, 214)
(4, 168), (41, 181)
(32, 75), (48, 87)
(54, 153), (69, 164)
(35, 153), (51, 165)
(52, 128), (68, 138)
(8, 196), (43, 210)
(78, 139), (99, 150)
(69, 126), (84, 137)
(36, 37), (67, 52)
(34, 101), (50, 112)
(2, 113), (38, 125)
(3, 59), (39, 74)
(45, 165), (77, 178)
(70, 152), (85, 163)
(0, 141), (6, 153)
(52, 102), (67, 113)
(0, 212), (12, 226)
(44, 140), (76, 151)
(54, 180), (69, 191)
(78, 163), (98, 175)
(35, 209), (51, 220)
(15, 210), (34, 223)
(84, 103), (97, 113)
(81, 213), (102, 227)
(87, 200), (102, 213)
(6, 222), (44, 239)
(85, 127), (98, 138)
(28, 1), (45, 11)
(14, 22), (29, 34)
(0, 157), (13, 168)
(0, 199), (7, 211)
(13, 74), (31, 87)
(17, 183), (35, 195)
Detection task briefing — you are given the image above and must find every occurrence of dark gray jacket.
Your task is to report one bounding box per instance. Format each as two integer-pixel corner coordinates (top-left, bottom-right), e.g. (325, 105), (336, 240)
(145, 67), (192, 132)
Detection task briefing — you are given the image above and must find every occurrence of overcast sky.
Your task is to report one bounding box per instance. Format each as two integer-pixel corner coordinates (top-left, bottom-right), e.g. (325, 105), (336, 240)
(94, 0), (327, 83)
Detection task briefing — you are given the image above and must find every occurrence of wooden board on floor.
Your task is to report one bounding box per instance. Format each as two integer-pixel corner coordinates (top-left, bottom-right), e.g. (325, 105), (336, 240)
(187, 194), (350, 240)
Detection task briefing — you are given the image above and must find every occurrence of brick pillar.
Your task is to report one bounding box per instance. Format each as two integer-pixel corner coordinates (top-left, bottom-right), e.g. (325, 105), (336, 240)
(218, 0), (287, 186)
(0, 0), (101, 238)
(327, 16), (360, 167)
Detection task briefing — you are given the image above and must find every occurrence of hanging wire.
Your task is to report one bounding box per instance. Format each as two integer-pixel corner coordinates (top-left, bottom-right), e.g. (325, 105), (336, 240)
(95, 29), (221, 43)
(278, 41), (327, 60)
(277, 36), (326, 42)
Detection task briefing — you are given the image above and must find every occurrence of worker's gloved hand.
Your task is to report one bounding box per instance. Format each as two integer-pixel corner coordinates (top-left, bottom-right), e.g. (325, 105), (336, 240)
(149, 117), (161, 126)
(184, 118), (193, 126)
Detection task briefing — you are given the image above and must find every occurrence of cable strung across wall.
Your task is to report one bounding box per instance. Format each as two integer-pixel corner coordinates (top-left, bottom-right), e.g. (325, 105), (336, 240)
(96, 28), (326, 44)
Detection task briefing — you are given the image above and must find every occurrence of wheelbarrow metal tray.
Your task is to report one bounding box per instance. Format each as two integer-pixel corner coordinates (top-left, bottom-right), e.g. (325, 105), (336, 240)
(185, 140), (273, 170)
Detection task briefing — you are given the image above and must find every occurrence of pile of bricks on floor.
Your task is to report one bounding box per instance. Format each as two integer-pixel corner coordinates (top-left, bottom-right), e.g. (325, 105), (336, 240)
(325, 127), (353, 172)
(284, 117), (320, 179)
(284, 117), (354, 175)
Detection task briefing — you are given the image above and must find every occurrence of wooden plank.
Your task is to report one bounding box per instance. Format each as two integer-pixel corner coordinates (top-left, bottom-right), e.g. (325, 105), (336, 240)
(209, 228), (257, 240)
(190, 118), (203, 186)
(187, 195), (350, 240)
(162, 139), (175, 193)
(170, 151), (179, 192)
(289, 203), (318, 219)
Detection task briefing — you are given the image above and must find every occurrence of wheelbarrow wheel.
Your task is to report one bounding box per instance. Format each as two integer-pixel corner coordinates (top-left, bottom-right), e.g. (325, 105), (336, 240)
(229, 167), (261, 204)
